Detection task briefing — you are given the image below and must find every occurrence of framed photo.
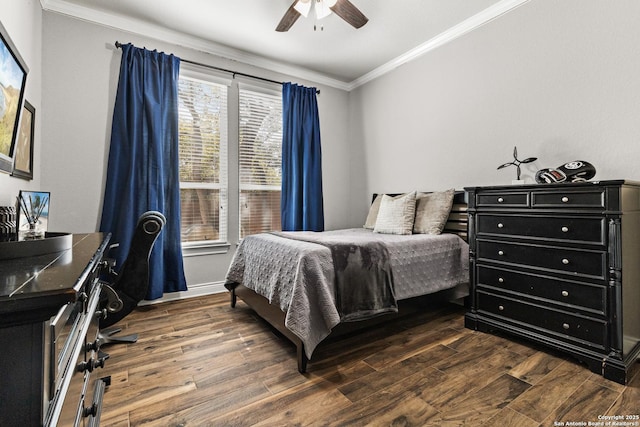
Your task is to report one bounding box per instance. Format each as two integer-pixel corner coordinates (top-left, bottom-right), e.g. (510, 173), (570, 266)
(11, 100), (34, 180)
(16, 190), (50, 234)
(0, 20), (29, 174)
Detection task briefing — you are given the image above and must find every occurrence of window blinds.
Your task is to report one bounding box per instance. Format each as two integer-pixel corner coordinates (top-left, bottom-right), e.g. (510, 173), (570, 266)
(178, 76), (228, 243)
(238, 88), (283, 238)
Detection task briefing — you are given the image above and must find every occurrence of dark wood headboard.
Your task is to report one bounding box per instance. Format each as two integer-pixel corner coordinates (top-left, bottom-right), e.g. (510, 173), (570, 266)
(372, 191), (468, 242)
(445, 191), (468, 241)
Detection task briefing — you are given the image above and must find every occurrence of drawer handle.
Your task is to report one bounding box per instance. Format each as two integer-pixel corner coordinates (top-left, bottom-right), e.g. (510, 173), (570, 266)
(497, 197), (504, 203)
(561, 290), (569, 297)
(562, 258), (570, 265)
(561, 196), (569, 203)
(497, 223), (504, 228)
(498, 250), (504, 256)
(561, 226), (569, 233)
(498, 305), (504, 311)
(498, 277), (504, 283)
(563, 323), (570, 330)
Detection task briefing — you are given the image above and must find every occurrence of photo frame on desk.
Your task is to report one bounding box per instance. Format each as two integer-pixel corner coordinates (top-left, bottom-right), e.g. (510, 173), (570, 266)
(16, 190), (50, 234)
(11, 100), (34, 180)
(0, 20), (29, 174)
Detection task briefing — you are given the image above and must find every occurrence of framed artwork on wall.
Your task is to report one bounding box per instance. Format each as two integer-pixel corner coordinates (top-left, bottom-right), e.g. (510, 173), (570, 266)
(11, 100), (34, 180)
(0, 20), (29, 174)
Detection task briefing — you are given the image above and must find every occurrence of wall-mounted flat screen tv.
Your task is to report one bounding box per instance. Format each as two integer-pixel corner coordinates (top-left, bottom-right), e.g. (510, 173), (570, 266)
(0, 20), (29, 174)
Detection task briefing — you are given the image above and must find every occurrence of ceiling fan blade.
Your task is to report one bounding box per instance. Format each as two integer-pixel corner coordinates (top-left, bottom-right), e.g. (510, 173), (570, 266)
(329, 0), (368, 29)
(276, 2), (301, 32)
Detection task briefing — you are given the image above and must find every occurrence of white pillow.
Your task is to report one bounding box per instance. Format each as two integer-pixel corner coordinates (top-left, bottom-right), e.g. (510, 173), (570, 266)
(363, 194), (383, 229)
(373, 191), (417, 235)
(413, 189), (455, 234)
(363, 193), (407, 229)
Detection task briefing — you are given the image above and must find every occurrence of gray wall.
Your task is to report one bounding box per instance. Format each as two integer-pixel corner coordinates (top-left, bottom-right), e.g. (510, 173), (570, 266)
(7, 1), (640, 298)
(348, 0), (640, 224)
(0, 0), (43, 204)
(40, 12), (352, 296)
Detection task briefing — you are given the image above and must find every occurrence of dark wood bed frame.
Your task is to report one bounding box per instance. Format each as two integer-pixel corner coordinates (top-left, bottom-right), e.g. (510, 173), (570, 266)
(229, 191), (469, 373)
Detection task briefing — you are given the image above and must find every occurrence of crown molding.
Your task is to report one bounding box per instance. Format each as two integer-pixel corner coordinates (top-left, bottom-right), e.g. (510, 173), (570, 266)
(347, 0), (531, 90)
(40, 0), (528, 92)
(39, 0), (352, 91)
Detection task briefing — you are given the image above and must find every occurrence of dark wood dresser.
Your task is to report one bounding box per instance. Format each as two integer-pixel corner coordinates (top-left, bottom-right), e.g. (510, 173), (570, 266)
(0, 233), (111, 426)
(464, 180), (640, 384)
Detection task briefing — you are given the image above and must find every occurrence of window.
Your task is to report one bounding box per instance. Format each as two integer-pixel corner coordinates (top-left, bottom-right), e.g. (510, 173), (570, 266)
(239, 87), (283, 238)
(177, 74), (228, 244)
(177, 73), (283, 246)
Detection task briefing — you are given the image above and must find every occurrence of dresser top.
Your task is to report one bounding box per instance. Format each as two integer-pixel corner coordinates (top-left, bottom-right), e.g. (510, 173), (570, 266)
(465, 179), (640, 191)
(0, 233), (109, 324)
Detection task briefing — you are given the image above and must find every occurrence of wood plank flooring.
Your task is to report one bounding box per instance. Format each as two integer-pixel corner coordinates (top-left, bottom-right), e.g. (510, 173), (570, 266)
(98, 293), (640, 426)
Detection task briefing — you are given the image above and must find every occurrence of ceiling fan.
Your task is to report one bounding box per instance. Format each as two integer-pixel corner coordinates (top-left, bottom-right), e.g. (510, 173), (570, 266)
(276, 0), (368, 32)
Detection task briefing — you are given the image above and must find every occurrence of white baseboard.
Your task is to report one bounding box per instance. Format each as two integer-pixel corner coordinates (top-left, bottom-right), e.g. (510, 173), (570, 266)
(139, 280), (227, 306)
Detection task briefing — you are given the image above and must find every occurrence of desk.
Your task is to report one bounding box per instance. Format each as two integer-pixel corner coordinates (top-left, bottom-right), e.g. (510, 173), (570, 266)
(0, 233), (110, 426)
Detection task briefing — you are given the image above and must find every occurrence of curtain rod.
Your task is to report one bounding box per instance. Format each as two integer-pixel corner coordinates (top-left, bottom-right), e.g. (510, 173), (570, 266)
(115, 41), (319, 94)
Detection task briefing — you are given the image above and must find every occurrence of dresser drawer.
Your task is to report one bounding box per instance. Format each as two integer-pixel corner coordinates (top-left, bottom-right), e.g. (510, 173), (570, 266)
(476, 214), (605, 244)
(476, 266), (606, 314)
(477, 291), (607, 348)
(477, 240), (606, 279)
(531, 189), (605, 208)
(477, 192), (529, 207)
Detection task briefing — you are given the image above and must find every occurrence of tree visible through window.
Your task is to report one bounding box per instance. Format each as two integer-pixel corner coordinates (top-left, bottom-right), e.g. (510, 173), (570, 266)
(239, 88), (283, 238)
(178, 75), (228, 244)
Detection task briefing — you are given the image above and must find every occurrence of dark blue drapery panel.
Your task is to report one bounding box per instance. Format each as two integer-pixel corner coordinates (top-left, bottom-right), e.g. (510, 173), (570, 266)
(100, 43), (187, 300)
(281, 82), (324, 231)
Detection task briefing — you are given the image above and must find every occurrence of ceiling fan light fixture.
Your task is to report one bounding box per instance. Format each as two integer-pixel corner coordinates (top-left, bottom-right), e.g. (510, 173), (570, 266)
(293, 0), (312, 18)
(276, 0), (367, 32)
(314, 0), (332, 20)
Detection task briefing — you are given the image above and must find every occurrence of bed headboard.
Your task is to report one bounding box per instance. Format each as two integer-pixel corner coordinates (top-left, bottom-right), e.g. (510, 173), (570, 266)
(444, 191), (468, 241)
(372, 191), (468, 242)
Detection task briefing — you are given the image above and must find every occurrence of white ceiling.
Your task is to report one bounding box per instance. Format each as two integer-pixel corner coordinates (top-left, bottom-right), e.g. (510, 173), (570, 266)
(40, 0), (527, 90)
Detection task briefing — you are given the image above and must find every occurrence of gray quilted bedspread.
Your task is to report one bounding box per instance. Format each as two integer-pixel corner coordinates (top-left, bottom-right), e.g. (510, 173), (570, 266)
(225, 228), (469, 359)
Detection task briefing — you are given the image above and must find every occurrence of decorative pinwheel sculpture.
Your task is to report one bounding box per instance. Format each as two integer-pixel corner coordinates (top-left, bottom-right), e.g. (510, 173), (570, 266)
(497, 146), (537, 181)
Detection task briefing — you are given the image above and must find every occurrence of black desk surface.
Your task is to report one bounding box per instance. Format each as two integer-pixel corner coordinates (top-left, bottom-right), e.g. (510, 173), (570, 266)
(0, 233), (109, 326)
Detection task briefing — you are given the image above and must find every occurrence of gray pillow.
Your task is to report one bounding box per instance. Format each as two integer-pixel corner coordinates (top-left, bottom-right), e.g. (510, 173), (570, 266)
(373, 191), (417, 235)
(413, 189), (455, 234)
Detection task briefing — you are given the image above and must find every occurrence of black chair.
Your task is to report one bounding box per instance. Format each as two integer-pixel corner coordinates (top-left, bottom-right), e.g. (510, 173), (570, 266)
(98, 211), (165, 345)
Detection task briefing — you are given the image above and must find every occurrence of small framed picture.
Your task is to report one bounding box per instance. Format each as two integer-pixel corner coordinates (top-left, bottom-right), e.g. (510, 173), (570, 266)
(16, 190), (50, 235)
(12, 100), (35, 180)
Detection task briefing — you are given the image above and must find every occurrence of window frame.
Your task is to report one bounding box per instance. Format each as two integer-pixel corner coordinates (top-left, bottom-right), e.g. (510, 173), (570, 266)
(238, 82), (283, 239)
(177, 66), (231, 251)
(177, 70), (284, 253)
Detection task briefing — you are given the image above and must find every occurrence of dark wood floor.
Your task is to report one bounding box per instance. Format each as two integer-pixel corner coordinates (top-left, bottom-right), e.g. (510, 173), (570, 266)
(99, 293), (639, 426)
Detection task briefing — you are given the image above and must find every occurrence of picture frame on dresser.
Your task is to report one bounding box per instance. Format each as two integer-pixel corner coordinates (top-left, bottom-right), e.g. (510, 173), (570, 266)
(16, 190), (50, 236)
(11, 100), (34, 180)
(0, 20), (29, 174)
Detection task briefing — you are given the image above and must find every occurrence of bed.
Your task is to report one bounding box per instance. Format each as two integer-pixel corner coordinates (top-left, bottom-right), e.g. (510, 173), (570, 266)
(225, 190), (469, 372)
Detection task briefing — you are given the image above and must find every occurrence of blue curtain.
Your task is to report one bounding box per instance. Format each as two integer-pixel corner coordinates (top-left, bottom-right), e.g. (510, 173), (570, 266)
(100, 43), (187, 300)
(281, 82), (324, 231)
